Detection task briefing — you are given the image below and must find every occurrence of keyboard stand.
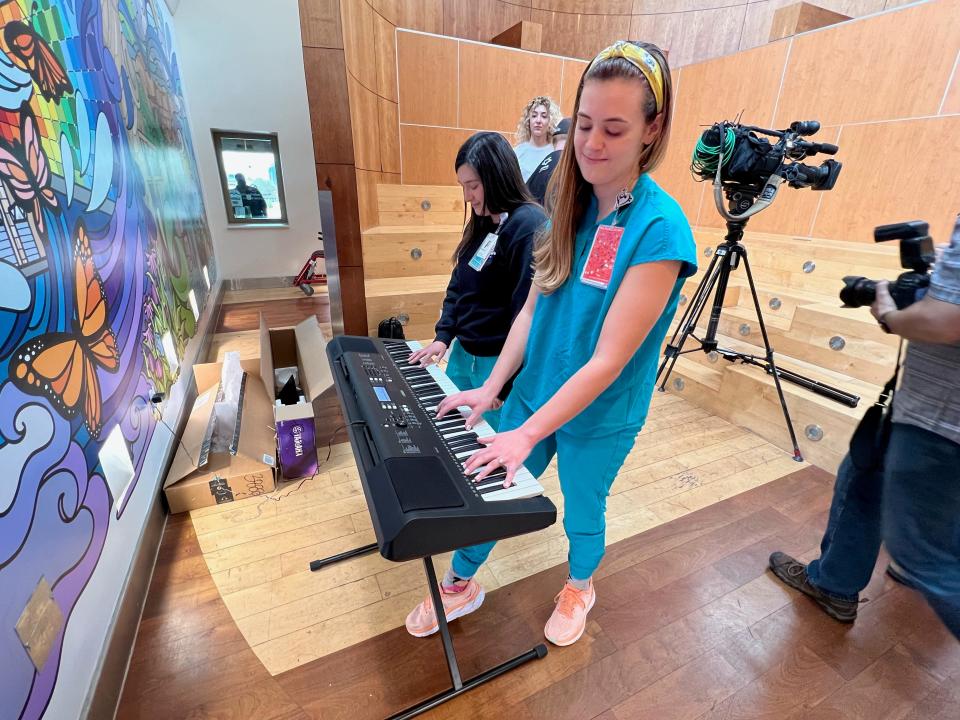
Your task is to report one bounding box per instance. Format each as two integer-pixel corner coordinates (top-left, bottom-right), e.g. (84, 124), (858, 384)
(308, 549), (548, 719)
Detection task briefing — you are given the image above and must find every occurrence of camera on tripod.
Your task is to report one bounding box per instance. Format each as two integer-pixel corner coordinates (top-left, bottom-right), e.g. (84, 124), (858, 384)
(691, 120), (842, 220)
(839, 220), (935, 310)
(658, 116), (856, 464)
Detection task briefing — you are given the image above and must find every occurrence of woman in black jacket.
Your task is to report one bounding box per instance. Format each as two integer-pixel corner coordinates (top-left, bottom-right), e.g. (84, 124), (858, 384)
(408, 132), (547, 429)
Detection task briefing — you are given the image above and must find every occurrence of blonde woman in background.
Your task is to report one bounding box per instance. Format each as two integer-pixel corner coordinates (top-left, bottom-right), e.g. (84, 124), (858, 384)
(513, 95), (561, 181)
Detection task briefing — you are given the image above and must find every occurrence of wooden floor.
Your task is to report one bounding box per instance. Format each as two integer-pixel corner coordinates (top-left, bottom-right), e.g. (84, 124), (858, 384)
(118, 467), (960, 720)
(117, 287), (959, 718)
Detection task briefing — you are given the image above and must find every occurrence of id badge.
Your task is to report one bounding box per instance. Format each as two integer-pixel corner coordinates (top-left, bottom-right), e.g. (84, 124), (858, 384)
(580, 225), (624, 289)
(468, 233), (499, 271)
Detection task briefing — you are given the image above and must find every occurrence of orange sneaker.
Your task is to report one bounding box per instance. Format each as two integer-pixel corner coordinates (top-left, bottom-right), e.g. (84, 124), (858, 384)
(404, 579), (485, 637)
(544, 579), (595, 646)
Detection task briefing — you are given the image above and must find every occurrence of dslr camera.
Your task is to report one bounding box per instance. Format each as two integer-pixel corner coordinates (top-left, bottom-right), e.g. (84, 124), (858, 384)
(840, 220), (936, 310)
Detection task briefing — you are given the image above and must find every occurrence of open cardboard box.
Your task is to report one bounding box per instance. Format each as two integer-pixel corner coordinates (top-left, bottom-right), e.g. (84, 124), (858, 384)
(163, 359), (277, 513)
(259, 314), (334, 480)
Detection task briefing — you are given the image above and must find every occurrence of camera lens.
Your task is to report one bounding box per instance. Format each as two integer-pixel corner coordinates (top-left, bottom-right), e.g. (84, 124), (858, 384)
(839, 276), (876, 308)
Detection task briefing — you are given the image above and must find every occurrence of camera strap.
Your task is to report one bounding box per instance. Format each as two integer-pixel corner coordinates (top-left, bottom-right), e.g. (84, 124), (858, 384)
(849, 340), (903, 470)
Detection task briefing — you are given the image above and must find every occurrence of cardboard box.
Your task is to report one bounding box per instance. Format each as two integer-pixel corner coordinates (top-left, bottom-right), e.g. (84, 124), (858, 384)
(163, 359), (278, 514)
(258, 314), (333, 479)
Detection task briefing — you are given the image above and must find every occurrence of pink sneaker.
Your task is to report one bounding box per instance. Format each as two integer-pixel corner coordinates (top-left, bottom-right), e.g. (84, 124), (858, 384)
(405, 579), (485, 637)
(544, 579), (595, 646)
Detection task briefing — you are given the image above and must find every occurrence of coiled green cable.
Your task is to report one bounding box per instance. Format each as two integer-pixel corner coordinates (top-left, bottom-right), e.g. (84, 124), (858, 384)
(691, 127), (735, 178)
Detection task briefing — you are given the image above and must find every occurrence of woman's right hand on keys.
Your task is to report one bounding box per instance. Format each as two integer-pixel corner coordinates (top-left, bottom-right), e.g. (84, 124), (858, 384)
(408, 340), (447, 367)
(436, 386), (501, 429)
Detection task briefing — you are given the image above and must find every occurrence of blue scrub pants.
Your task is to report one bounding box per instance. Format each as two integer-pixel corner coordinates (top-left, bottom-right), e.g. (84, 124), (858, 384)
(451, 398), (638, 581)
(445, 340), (502, 430)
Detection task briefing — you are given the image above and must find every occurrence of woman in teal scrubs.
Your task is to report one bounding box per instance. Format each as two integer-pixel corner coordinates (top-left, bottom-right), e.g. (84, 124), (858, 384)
(404, 41), (698, 646)
(408, 132), (547, 430)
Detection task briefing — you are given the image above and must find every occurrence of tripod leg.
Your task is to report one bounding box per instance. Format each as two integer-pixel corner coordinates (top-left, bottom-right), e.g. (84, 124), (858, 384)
(740, 254), (804, 462)
(657, 251), (723, 391)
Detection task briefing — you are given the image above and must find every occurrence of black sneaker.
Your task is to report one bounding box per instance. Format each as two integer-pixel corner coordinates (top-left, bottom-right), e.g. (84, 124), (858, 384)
(768, 551), (859, 623)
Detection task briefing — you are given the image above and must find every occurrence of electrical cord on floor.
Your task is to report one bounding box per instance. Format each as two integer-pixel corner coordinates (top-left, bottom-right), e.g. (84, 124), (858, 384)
(245, 421), (364, 519)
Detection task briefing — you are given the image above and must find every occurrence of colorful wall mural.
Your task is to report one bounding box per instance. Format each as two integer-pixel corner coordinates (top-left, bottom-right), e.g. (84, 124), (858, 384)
(0, 1), (215, 718)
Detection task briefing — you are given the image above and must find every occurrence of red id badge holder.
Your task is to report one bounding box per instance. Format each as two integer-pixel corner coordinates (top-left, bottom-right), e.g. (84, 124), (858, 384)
(580, 224), (625, 289)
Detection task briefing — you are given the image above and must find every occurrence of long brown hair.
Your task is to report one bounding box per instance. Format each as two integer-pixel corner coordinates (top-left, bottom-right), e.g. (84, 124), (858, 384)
(533, 41), (673, 294)
(452, 132), (534, 262)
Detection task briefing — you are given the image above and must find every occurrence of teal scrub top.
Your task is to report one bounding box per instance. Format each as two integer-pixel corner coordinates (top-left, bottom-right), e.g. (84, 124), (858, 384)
(512, 174), (698, 437)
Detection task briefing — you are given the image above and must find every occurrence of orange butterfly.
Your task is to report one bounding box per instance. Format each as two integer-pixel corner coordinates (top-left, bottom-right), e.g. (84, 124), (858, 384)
(0, 109), (57, 235)
(3, 20), (72, 101)
(10, 224), (120, 437)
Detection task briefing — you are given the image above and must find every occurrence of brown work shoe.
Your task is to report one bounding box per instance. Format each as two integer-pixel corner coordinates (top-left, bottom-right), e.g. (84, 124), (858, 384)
(769, 551), (859, 623)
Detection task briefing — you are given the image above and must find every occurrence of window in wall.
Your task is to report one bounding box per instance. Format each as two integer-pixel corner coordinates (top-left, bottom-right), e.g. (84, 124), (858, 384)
(212, 130), (288, 225)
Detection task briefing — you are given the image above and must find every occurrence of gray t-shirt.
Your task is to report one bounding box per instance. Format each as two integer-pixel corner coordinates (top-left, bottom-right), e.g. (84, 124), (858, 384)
(892, 214), (960, 445)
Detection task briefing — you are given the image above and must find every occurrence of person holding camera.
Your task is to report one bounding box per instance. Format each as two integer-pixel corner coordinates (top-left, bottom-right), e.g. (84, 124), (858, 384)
(770, 215), (960, 639)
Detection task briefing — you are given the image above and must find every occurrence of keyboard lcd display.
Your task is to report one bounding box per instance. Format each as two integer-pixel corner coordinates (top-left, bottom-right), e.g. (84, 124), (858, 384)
(373, 386), (391, 402)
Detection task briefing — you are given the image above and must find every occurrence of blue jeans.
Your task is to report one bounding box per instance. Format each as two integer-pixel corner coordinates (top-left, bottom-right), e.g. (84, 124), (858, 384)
(807, 422), (960, 638)
(445, 341), (501, 430)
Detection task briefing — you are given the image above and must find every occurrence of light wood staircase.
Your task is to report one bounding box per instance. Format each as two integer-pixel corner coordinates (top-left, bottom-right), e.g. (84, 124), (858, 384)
(360, 183), (905, 473)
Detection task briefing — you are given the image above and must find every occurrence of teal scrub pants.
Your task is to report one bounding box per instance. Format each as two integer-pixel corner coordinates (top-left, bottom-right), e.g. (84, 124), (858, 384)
(451, 398), (638, 581)
(445, 340), (502, 430)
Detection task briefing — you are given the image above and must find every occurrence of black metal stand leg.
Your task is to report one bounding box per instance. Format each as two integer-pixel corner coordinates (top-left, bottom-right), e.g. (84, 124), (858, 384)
(309, 542), (379, 571)
(741, 255), (804, 462)
(386, 556), (548, 720)
(423, 557), (463, 689)
(308, 550), (548, 719)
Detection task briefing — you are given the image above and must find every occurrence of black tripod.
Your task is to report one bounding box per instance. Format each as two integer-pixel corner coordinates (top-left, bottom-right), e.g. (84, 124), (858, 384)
(657, 212), (855, 463)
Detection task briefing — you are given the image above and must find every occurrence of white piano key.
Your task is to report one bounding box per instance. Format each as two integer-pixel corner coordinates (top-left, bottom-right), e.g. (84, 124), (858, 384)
(399, 340), (545, 501)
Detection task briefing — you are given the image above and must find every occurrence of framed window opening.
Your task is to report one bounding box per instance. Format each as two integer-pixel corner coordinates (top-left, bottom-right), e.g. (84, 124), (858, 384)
(212, 130), (288, 225)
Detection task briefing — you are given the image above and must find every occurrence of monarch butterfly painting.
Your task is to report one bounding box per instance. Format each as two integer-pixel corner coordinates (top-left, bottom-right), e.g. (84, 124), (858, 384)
(3, 19), (73, 101)
(0, 107), (57, 234)
(9, 223), (120, 437)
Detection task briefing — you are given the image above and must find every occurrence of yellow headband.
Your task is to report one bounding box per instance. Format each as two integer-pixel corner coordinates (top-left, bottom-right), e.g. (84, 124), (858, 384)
(590, 41), (664, 114)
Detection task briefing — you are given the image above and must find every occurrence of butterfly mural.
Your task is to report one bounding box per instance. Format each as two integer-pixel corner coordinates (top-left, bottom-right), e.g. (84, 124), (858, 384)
(0, 106), (56, 233)
(9, 222), (120, 437)
(3, 18), (73, 101)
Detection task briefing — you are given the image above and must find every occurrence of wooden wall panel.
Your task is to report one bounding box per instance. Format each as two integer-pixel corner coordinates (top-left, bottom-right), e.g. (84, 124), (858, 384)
(559, 58), (588, 116)
(654, 41), (790, 225)
(812, 116), (960, 244)
(538, 0), (631, 12)
(628, 12), (683, 56)
(378, 99), (401, 173)
(299, 0), (343, 48)
(397, 32), (459, 126)
(347, 76), (381, 171)
(668, 4), (749, 67)
(574, 13), (632, 58)
(443, 0), (530, 43)
(340, 0), (378, 91)
(458, 42), (564, 132)
(356, 170), (400, 230)
(371, 0), (444, 32)
(316, 163), (363, 267)
(373, 11), (398, 100)
(400, 125), (473, 185)
(942, 63), (960, 115)
(303, 48), (354, 165)
(774, 0), (960, 127)
(529, 8), (581, 57)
